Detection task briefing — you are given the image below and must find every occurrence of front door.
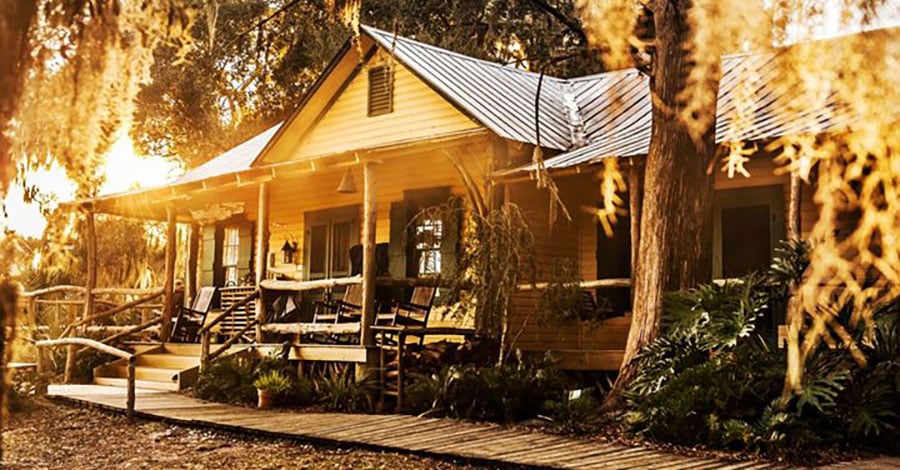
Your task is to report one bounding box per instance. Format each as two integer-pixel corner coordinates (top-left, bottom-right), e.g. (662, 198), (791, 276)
(713, 185), (785, 279)
(305, 206), (359, 281)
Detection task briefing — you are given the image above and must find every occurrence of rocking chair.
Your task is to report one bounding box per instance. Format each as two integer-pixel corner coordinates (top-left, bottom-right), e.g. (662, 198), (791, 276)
(171, 286), (216, 343)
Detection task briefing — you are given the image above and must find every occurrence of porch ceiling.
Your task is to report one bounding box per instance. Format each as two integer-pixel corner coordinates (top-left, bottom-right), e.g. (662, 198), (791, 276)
(63, 128), (492, 221)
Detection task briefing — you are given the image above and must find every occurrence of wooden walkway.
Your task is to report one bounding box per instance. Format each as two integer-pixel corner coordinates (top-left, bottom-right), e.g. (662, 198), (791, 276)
(44, 384), (849, 469)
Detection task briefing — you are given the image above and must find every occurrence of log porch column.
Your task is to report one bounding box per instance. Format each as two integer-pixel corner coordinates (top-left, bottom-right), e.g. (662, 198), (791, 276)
(255, 182), (270, 341)
(360, 162), (377, 349)
(160, 205), (177, 342)
(788, 172), (801, 240)
(186, 223), (200, 306)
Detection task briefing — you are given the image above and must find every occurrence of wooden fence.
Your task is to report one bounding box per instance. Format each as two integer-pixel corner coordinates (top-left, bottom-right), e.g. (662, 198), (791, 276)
(19, 285), (168, 383)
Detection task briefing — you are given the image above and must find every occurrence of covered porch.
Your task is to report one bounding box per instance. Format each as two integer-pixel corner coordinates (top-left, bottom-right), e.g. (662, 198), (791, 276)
(43, 128), (498, 390)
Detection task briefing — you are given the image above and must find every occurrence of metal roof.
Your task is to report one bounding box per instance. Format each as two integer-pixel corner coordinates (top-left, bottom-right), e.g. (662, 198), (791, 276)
(175, 122), (282, 184)
(361, 25), (574, 150)
(508, 46), (872, 173)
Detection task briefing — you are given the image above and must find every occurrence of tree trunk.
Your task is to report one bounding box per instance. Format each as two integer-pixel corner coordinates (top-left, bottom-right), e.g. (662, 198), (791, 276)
(605, 0), (721, 406)
(0, 1), (37, 193)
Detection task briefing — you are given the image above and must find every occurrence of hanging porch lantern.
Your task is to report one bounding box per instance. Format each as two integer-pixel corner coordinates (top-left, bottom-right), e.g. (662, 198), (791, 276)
(281, 240), (297, 264)
(336, 167), (357, 194)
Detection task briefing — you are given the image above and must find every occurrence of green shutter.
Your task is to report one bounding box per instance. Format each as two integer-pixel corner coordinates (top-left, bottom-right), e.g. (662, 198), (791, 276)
(440, 197), (463, 280)
(200, 225), (216, 286)
(388, 201), (409, 278)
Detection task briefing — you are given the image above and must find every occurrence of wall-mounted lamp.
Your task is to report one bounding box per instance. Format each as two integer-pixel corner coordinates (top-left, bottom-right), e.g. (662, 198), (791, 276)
(336, 167), (357, 194)
(281, 240), (298, 265)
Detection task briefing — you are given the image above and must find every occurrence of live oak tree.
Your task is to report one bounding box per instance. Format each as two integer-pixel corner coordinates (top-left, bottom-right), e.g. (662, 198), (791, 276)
(577, 0), (897, 405)
(0, 0), (195, 456)
(135, 0), (596, 170)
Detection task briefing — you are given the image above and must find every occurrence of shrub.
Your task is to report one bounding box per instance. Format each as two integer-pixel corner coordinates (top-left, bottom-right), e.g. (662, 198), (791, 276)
(254, 370), (293, 395)
(623, 241), (900, 455)
(406, 359), (567, 423)
(195, 352), (316, 407)
(541, 389), (602, 434)
(7, 369), (48, 413)
(194, 355), (258, 405)
(312, 364), (377, 412)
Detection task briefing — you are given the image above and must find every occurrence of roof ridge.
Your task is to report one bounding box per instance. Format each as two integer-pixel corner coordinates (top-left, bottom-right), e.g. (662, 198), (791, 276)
(359, 24), (568, 83)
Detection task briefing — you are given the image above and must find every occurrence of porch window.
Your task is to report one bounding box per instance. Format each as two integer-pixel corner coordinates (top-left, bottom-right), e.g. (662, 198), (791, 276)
(222, 226), (240, 285)
(414, 217), (443, 275)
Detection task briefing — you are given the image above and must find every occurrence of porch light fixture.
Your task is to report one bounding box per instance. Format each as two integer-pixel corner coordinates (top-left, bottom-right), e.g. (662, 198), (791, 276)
(336, 167), (357, 194)
(281, 240), (297, 265)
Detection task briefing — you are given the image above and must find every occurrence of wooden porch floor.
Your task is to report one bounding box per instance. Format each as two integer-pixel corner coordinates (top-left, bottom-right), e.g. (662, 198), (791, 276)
(47, 384), (784, 469)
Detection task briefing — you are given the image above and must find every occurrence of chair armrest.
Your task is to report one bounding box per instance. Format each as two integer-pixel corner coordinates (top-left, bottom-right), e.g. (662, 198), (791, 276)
(395, 301), (430, 312)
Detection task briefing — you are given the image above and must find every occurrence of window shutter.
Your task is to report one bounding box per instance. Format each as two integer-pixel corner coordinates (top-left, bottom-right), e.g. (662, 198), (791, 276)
(200, 225), (216, 287)
(388, 201), (409, 279)
(367, 65), (393, 116)
(440, 197), (463, 281)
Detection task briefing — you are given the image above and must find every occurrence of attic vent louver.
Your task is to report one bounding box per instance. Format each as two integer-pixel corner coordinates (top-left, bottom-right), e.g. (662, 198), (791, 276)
(367, 65), (394, 116)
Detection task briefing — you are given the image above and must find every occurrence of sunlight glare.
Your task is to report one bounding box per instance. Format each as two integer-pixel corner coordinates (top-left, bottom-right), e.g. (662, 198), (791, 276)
(1, 133), (183, 238)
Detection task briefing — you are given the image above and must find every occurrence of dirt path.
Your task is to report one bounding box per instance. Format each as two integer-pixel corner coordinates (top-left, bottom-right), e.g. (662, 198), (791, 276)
(2, 400), (492, 469)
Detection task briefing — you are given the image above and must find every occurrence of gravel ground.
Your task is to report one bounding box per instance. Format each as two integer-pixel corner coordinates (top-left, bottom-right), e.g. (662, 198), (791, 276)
(2, 399), (496, 469)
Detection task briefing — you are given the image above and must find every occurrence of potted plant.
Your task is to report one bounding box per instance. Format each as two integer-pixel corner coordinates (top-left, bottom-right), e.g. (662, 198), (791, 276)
(253, 370), (292, 410)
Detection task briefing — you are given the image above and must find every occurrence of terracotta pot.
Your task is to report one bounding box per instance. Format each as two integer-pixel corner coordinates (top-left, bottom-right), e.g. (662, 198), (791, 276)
(257, 389), (275, 409)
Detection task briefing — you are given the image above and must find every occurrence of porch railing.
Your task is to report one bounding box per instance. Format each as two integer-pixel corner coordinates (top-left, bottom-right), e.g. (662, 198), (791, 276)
(20, 285), (166, 383)
(34, 337), (137, 419)
(198, 288), (260, 370)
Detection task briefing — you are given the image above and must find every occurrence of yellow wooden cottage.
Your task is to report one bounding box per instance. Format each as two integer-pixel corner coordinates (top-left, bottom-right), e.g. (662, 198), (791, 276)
(52, 24), (865, 391)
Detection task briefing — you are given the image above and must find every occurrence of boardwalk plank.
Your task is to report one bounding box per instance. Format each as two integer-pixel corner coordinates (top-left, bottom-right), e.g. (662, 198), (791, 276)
(46, 385), (868, 470)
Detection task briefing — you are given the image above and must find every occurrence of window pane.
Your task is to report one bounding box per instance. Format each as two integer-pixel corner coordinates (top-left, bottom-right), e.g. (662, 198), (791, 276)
(309, 224), (328, 278)
(225, 266), (238, 285)
(414, 218), (442, 275)
(222, 227), (240, 267)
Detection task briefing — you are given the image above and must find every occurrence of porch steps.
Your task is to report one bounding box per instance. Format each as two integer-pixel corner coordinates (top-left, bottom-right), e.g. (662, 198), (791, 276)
(93, 343), (205, 392)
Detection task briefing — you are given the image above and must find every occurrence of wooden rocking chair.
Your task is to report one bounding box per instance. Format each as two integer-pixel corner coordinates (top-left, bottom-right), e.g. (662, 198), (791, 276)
(171, 286), (216, 343)
(306, 284), (363, 343)
(377, 284), (438, 346)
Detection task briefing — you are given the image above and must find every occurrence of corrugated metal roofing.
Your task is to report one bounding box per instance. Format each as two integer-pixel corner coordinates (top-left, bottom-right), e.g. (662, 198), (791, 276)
(361, 25), (574, 150)
(81, 25), (895, 209)
(175, 123), (282, 184)
(510, 47), (871, 173)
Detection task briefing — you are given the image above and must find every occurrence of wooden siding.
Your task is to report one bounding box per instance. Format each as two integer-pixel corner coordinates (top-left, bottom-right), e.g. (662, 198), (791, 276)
(281, 51), (480, 162)
(266, 139), (492, 278)
(511, 154), (856, 366)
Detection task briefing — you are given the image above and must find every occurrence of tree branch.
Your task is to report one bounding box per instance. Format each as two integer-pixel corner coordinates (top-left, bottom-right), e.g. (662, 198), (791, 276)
(525, 0), (588, 43)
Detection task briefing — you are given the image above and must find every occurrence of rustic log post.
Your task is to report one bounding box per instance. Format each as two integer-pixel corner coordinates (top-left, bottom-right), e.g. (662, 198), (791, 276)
(186, 222), (200, 306)
(255, 182), (270, 341)
(67, 208), (97, 383)
(360, 162), (377, 349)
(200, 330), (210, 372)
(788, 172), (801, 240)
(126, 355), (136, 420)
(83, 208), (97, 324)
(358, 162), (378, 380)
(64, 303), (77, 384)
(35, 345), (48, 395)
(161, 205), (177, 342)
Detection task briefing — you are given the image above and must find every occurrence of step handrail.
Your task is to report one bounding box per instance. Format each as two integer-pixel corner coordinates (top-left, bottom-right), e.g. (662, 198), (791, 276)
(198, 288), (260, 335)
(34, 338), (137, 419)
(204, 318), (260, 365)
(198, 288), (261, 372)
